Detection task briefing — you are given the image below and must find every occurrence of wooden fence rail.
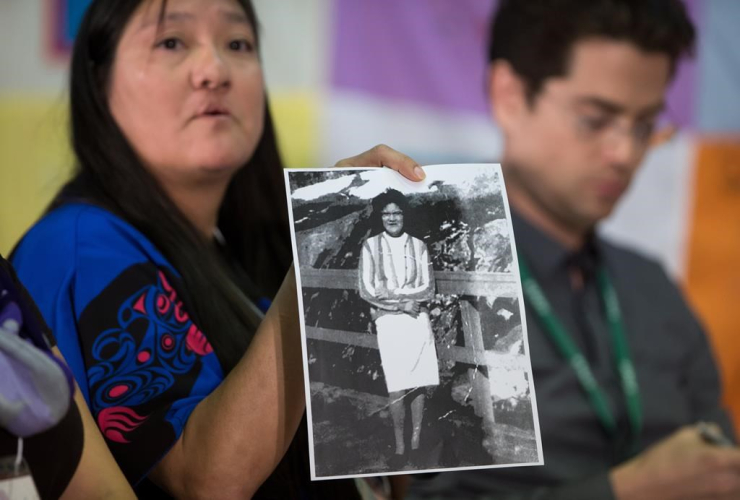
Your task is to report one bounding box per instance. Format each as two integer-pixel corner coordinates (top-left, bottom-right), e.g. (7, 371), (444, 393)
(299, 267), (518, 298)
(299, 266), (525, 460)
(305, 325), (527, 371)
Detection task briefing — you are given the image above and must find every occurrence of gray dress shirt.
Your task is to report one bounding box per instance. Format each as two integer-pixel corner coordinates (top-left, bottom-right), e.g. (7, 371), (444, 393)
(409, 211), (731, 499)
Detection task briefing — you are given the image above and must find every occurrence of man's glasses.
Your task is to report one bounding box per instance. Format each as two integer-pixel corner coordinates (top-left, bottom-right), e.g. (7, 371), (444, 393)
(540, 90), (676, 149)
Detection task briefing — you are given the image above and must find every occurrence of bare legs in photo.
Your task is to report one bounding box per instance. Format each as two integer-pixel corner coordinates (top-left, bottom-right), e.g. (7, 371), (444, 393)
(389, 390), (406, 457)
(388, 389), (427, 468)
(410, 393), (425, 451)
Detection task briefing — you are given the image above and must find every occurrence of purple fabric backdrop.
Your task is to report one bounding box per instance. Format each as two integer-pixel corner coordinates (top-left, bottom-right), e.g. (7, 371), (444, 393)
(664, 0), (702, 130)
(332, 0), (704, 129)
(332, 0), (497, 115)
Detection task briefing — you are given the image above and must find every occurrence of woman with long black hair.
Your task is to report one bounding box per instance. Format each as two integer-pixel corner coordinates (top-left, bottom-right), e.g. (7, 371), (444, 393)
(11, 0), (423, 497)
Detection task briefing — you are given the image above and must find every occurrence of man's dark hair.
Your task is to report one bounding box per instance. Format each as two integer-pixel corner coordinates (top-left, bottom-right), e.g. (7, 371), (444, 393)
(487, 0), (696, 101)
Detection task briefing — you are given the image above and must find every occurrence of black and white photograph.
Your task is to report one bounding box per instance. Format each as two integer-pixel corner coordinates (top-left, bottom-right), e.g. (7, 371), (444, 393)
(284, 164), (543, 480)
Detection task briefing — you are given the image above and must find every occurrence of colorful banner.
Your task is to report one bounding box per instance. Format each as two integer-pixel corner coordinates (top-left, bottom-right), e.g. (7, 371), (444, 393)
(332, 0), (496, 115)
(4, 0), (740, 432)
(686, 139), (740, 425)
(49, 0), (94, 56)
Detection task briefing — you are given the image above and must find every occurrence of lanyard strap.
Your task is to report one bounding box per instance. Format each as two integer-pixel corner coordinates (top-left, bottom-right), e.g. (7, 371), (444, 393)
(518, 253), (642, 444)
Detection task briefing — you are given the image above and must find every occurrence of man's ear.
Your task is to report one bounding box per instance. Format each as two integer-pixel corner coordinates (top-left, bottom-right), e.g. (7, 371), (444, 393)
(487, 60), (529, 130)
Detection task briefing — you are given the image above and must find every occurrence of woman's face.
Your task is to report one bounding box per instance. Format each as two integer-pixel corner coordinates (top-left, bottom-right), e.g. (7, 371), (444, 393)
(108, 0), (264, 189)
(381, 202), (404, 237)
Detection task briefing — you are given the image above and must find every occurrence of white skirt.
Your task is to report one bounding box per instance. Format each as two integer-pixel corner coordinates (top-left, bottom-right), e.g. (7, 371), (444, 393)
(376, 312), (440, 393)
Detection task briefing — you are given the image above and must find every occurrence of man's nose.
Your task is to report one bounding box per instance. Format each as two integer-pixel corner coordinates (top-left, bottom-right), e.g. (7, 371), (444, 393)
(602, 125), (643, 168)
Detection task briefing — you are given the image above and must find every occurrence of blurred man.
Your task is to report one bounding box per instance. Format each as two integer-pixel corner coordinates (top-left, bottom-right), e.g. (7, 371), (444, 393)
(411, 1), (740, 498)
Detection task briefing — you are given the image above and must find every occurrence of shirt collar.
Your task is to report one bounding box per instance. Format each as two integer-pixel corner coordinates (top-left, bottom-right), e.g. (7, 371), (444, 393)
(511, 209), (601, 279)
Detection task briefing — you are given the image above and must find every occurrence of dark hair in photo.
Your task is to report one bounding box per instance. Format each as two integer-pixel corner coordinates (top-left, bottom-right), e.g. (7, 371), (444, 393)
(55, 0), (291, 373)
(487, 0), (696, 101)
(370, 189), (410, 237)
(371, 189), (409, 217)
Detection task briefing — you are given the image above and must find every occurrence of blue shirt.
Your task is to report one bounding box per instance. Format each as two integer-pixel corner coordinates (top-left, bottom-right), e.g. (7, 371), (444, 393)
(12, 203), (224, 485)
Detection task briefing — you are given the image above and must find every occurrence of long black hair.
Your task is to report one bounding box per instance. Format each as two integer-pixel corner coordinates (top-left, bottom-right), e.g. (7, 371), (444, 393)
(57, 0), (292, 373)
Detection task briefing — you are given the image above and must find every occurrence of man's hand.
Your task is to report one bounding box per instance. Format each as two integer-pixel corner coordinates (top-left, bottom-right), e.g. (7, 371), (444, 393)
(610, 425), (740, 500)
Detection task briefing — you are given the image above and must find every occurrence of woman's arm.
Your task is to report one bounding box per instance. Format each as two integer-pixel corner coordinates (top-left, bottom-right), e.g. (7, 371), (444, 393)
(149, 266), (304, 499)
(359, 241), (399, 311)
(150, 146), (425, 499)
(55, 348), (136, 500)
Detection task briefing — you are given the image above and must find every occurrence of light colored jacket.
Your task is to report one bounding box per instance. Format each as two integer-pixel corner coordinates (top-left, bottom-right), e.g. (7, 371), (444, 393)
(358, 232), (435, 320)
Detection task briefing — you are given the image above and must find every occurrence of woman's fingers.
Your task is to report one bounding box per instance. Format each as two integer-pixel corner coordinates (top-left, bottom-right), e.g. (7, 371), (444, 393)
(334, 144), (425, 182)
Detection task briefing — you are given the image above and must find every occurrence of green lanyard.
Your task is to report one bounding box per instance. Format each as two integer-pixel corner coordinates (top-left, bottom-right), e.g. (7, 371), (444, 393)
(518, 252), (642, 447)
